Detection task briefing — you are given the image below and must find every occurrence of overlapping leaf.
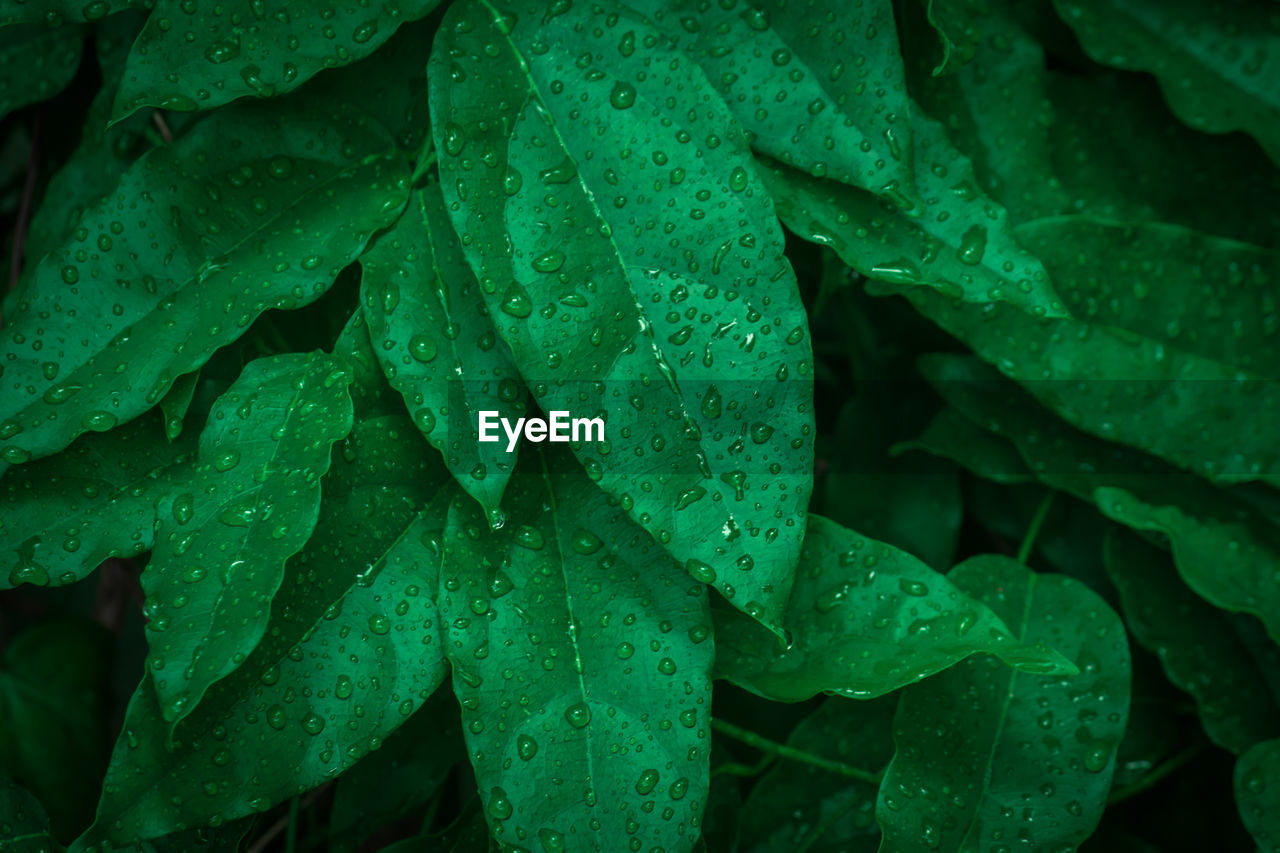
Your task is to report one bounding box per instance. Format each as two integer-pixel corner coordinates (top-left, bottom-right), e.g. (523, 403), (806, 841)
(0, 23), (82, 123)
(439, 448), (714, 853)
(361, 178), (526, 517)
(430, 0), (813, 629)
(83, 414), (453, 846)
(877, 555), (1130, 852)
(1104, 525), (1280, 755)
(0, 0), (141, 25)
(1236, 739), (1280, 852)
(110, 0), (443, 119)
(1054, 0), (1280, 164)
(141, 352), (352, 729)
(714, 514), (1075, 702)
(0, 95), (408, 467)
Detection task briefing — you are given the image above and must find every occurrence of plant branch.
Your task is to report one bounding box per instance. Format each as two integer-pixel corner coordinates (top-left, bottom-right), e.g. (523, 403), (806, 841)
(711, 719), (884, 785)
(8, 115), (41, 302)
(1017, 490), (1055, 565)
(1107, 742), (1205, 805)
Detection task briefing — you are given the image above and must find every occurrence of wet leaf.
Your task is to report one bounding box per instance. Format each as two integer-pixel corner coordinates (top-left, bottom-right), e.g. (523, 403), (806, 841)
(83, 413), (453, 846)
(1236, 738), (1280, 852)
(0, 23), (83, 122)
(361, 179), (526, 516)
(877, 555), (1131, 852)
(0, 96), (407, 467)
(111, 0), (443, 119)
(439, 447), (714, 853)
(431, 0), (813, 630)
(0, 779), (56, 853)
(143, 352), (353, 729)
(714, 515), (1076, 702)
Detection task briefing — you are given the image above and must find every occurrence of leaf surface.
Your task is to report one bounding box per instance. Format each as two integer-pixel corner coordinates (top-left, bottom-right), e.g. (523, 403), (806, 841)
(1236, 739), (1280, 852)
(143, 352), (353, 727)
(1053, 0), (1280, 164)
(111, 0), (443, 119)
(0, 23), (83, 122)
(1104, 525), (1280, 755)
(84, 414), (452, 846)
(439, 448), (714, 852)
(714, 515), (1076, 702)
(876, 555), (1130, 852)
(431, 0), (813, 629)
(361, 179), (527, 516)
(0, 97), (407, 467)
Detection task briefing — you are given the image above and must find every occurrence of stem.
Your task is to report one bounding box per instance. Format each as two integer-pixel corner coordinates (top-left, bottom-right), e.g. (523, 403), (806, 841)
(711, 753), (776, 779)
(1107, 742), (1204, 805)
(1017, 490), (1055, 565)
(412, 146), (438, 184)
(711, 719), (883, 785)
(8, 115), (41, 300)
(152, 111), (173, 143)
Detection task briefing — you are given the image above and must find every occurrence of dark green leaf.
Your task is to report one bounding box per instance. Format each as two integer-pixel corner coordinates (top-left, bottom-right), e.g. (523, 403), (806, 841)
(110, 0), (443, 119)
(431, 0), (814, 629)
(1053, 0), (1280, 164)
(361, 179), (526, 516)
(439, 448), (714, 852)
(0, 617), (112, 839)
(83, 413), (452, 846)
(920, 0), (989, 75)
(0, 0), (141, 25)
(0, 96), (407, 467)
(0, 779), (56, 853)
(1236, 738), (1280, 851)
(714, 515), (1076, 703)
(157, 370), (199, 441)
(0, 24), (83, 122)
(877, 555), (1131, 852)
(143, 352), (352, 728)
(1104, 524), (1280, 755)
(739, 697), (893, 853)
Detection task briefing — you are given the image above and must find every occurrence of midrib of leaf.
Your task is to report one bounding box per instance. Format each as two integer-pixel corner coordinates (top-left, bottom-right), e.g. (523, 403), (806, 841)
(958, 571), (1037, 849)
(9, 143), (390, 416)
(483, 0), (702, 443)
(539, 452), (603, 848)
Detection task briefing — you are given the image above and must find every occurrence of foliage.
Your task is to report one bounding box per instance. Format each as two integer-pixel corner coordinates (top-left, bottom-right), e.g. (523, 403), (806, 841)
(0, 0), (1276, 850)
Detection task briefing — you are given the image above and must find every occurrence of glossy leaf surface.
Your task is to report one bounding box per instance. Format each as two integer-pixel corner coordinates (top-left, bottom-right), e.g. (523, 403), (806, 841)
(431, 0), (813, 629)
(877, 556), (1130, 852)
(0, 24), (83, 122)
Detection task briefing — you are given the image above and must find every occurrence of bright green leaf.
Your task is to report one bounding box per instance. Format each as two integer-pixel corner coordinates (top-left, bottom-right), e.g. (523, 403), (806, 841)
(714, 515), (1076, 703)
(877, 555), (1130, 852)
(439, 448), (714, 852)
(430, 0), (814, 629)
(361, 178), (527, 516)
(143, 352), (353, 728)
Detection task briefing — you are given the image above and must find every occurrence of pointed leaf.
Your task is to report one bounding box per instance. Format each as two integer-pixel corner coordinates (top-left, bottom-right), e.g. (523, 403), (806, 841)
(877, 555), (1130, 852)
(143, 352), (353, 727)
(361, 179), (527, 516)
(83, 414), (453, 846)
(0, 97), (408, 467)
(430, 0), (813, 629)
(714, 515), (1076, 703)
(439, 448), (714, 852)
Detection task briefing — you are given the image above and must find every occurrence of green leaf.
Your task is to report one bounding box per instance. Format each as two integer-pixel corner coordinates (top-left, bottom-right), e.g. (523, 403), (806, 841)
(439, 448), (714, 852)
(157, 370), (199, 441)
(110, 0), (443, 120)
(921, 0), (989, 75)
(896, 406), (1033, 486)
(0, 96), (408, 468)
(738, 697), (894, 853)
(1053, 0), (1280, 164)
(0, 779), (56, 853)
(0, 24), (83, 122)
(1, 409), (194, 589)
(327, 689), (464, 853)
(919, 353), (1280, 641)
(0, 0), (141, 25)
(143, 352), (353, 728)
(1103, 525), (1280, 755)
(83, 413), (453, 846)
(714, 515), (1076, 703)
(0, 617), (113, 840)
(1236, 739), (1280, 852)
(333, 307), (406, 421)
(633, 0), (918, 198)
(430, 0), (813, 630)
(877, 555), (1131, 852)
(763, 103), (1065, 317)
(361, 178), (527, 516)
